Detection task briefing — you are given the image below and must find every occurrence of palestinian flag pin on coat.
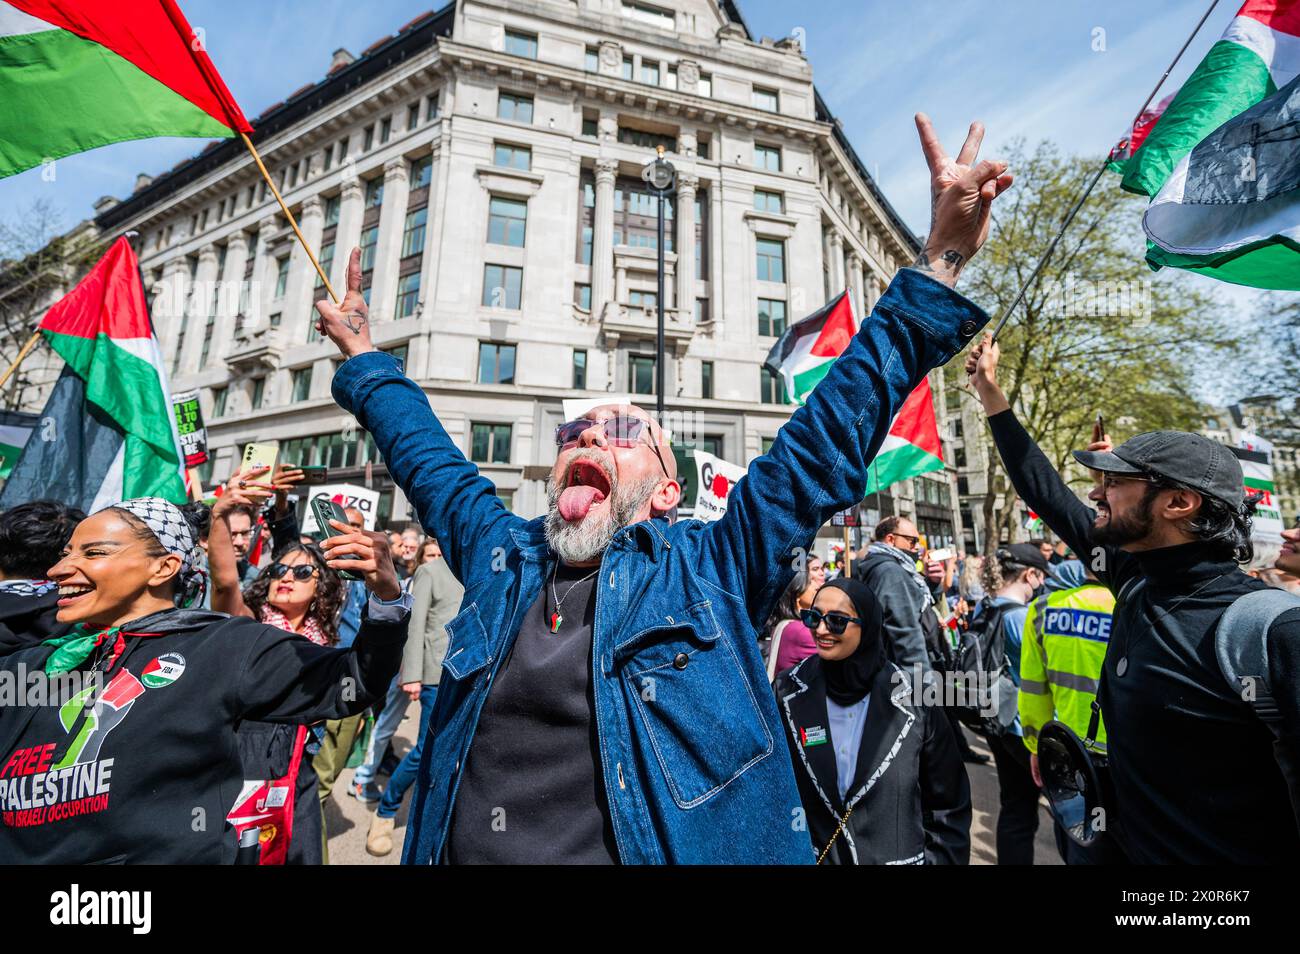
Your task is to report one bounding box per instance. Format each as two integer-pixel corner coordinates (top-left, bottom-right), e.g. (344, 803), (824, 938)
(142, 652), (186, 688)
(801, 725), (828, 747)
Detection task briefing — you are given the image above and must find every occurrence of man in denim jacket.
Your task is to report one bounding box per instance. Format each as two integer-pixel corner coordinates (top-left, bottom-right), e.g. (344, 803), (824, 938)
(315, 115), (1012, 864)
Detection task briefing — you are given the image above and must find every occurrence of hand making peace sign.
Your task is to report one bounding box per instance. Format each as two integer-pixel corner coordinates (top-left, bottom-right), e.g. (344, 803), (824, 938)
(313, 246), (375, 359)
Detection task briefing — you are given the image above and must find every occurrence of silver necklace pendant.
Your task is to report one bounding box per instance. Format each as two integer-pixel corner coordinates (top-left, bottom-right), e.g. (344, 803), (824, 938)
(1116, 657), (1128, 677)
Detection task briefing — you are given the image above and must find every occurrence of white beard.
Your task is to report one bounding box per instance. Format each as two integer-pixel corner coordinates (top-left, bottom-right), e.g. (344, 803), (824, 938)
(544, 450), (661, 564)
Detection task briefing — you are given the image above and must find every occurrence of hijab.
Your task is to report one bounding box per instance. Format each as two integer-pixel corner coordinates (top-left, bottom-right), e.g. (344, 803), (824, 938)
(817, 577), (885, 706)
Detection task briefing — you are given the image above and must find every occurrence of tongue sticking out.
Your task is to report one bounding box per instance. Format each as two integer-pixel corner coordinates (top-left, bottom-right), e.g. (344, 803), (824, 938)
(559, 484), (606, 522)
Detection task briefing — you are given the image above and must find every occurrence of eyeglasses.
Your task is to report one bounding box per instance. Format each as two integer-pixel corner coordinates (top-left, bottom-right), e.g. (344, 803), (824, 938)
(889, 532), (920, 547)
(268, 562), (318, 581)
(800, 608), (863, 635)
(555, 414), (671, 479)
(1100, 472), (1164, 491)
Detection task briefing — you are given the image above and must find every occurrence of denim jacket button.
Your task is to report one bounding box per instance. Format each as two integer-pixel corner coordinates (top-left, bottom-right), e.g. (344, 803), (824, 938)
(959, 320), (977, 338)
(673, 653), (689, 670)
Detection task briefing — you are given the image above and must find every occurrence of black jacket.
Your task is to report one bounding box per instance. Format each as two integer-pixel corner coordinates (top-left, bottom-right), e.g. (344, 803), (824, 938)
(989, 408), (1300, 863)
(774, 657), (971, 864)
(0, 582), (68, 657)
(853, 554), (933, 672)
(0, 605), (406, 864)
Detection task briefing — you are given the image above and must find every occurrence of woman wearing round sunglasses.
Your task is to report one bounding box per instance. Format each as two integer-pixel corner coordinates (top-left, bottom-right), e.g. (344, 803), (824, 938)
(0, 495), (408, 865)
(774, 578), (971, 864)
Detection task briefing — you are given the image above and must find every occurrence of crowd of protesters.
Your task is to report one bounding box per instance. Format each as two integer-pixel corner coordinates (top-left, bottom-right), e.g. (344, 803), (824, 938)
(2, 114), (1299, 866)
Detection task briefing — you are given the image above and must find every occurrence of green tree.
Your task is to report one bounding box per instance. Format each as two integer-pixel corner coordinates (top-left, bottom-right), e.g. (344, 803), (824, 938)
(949, 140), (1239, 553)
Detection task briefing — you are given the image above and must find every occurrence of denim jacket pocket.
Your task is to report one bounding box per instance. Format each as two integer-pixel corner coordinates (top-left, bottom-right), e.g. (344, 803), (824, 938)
(621, 601), (773, 810)
(441, 603), (492, 681)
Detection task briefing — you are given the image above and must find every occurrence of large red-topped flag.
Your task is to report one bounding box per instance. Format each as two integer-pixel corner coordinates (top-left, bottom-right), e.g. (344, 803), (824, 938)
(0, 0), (252, 178)
(762, 289), (856, 406)
(863, 377), (945, 495)
(0, 237), (186, 510)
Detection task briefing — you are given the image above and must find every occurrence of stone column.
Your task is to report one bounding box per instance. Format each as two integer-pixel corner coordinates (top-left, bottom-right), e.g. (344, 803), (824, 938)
(675, 172), (698, 319)
(827, 230), (845, 294)
(591, 159), (618, 318)
(157, 258), (190, 370)
(369, 157), (410, 321)
(847, 251), (865, 319)
(285, 195), (324, 343)
(179, 243), (221, 374)
(332, 176), (365, 294)
(253, 216), (280, 328)
(214, 233), (248, 354)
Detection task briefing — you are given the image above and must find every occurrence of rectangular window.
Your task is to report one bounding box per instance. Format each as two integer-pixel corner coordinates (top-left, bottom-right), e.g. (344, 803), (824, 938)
(585, 46), (599, 72)
(753, 189), (784, 214)
(497, 92), (534, 123)
(623, 2), (675, 30)
(470, 422), (513, 463)
(407, 102), (420, 130)
(379, 116), (392, 144)
(580, 225), (593, 265)
(760, 367), (790, 405)
(324, 195), (340, 226)
(504, 29), (537, 59)
(482, 264), (523, 309)
(383, 343), (409, 369)
(426, 95), (440, 121)
(701, 360), (713, 399)
(336, 137), (349, 165)
(359, 225), (379, 272)
(753, 86), (779, 112)
(493, 142), (531, 171)
(698, 73), (712, 97)
(582, 116), (598, 138)
(322, 147), (333, 173)
(758, 298), (787, 336)
(251, 377), (266, 410)
(478, 341), (517, 384)
(269, 311), (281, 329)
(574, 283), (591, 310)
(396, 272), (421, 318)
(291, 367), (313, 402)
(402, 208), (427, 258)
(410, 155), (433, 190)
(695, 297), (709, 323)
(621, 56), (633, 80)
(365, 177), (384, 209)
(315, 241), (335, 291)
(629, 289), (658, 310)
(199, 314), (215, 367)
(761, 436), (776, 455)
(572, 349), (587, 388)
(274, 256), (290, 298)
(211, 386), (228, 418)
(755, 143), (782, 172)
(629, 354), (656, 395)
(363, 125), (374, 151)
(665, 66), (677, 90)
(487, 196), (527, 246)
(640, 60), (659, 85)
(617, 126), (676, 152)
(756, 238), (786, 283)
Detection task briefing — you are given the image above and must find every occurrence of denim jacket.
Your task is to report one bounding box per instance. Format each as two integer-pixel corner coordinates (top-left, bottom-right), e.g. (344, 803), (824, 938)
(331, 269), (988, 864)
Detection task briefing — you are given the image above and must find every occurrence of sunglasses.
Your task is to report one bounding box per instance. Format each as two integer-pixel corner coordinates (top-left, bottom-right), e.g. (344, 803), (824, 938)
(269, 562), (318, 581)
(800, 608), (863, 635)
(555, 414), (671, 479)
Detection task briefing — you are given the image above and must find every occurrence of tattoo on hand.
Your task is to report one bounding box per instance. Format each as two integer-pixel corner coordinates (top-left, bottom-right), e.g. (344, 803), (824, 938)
(342, 310), (368, 335)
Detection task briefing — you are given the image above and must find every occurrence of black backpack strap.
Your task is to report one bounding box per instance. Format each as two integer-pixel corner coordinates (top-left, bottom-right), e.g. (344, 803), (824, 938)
(1215, 588), (1300, 738)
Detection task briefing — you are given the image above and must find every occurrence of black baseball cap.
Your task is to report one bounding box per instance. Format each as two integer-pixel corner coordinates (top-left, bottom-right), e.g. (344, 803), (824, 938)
(1073, 431), (1244, 508)
(998, 542), (1057, 579)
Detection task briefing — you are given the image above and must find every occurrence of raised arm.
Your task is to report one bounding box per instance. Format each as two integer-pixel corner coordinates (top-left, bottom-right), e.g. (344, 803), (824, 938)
(703, 115), (1013, 622)
(316, 250), (524, 585)
(209, 467), (274, 618)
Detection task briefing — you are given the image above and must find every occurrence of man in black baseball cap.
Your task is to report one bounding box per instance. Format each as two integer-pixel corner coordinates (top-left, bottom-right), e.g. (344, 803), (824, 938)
(965, 333), (1300, 865)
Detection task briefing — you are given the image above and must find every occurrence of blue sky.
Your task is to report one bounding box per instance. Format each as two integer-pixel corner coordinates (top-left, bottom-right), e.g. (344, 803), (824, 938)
(2, 0), (1228, 238)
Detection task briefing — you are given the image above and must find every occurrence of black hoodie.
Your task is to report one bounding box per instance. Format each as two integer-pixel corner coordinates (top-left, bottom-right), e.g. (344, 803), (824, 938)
(0, 605), (405, 864)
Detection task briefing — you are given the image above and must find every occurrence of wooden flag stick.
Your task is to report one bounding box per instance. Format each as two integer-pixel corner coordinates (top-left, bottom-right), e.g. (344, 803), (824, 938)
(0, 331), (42, 395)
(239, 131), (340, 304)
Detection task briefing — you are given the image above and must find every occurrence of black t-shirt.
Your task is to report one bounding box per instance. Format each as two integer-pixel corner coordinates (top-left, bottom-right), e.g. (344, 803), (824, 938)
(445, 561), (618, 864)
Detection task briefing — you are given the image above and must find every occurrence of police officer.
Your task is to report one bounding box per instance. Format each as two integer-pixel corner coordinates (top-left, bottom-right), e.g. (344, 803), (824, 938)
(968, 333), (1300, 864)
(1018, 560), (1126, 863)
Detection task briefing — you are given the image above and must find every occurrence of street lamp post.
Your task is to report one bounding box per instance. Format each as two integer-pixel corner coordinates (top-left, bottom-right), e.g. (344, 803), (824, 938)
(642, 146), (675, 420)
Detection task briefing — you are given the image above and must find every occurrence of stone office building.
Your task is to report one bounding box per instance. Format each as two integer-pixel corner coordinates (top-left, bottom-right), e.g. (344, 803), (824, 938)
(11, 0), (962, 544)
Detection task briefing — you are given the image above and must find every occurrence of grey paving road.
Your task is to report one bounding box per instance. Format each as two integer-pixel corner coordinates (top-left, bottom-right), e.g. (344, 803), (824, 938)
(325, 714), (1061, 866)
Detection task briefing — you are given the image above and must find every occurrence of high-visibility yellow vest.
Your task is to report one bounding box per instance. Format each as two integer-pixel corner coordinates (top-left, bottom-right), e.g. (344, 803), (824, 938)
(1018, 582), (1115, 755)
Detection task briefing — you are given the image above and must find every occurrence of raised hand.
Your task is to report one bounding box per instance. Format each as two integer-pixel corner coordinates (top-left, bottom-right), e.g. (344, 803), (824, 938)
(313, 247), (375, 359)
(214, 466), (274, 517)
(271, 464), (305, 517)
(320, 518), (401, 601)
(913, 113), (1014, 287)
(965, 333), (1010, 415)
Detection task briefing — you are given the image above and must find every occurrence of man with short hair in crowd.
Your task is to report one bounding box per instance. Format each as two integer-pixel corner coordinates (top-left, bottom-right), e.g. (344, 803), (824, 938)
(0, 499), (85, 653)
(314, 114), (1014, 863)
(967, 332), (1300, 863)
(855, 515), (941, 674)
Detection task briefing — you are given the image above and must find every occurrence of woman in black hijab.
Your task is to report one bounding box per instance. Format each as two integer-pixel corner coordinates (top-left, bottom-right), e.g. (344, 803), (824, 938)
(773, 577), (972, 864)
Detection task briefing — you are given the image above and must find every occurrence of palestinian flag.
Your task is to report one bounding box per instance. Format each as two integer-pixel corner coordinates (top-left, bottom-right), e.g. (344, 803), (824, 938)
(0, 237), (186, 511)
(762, 290), (855, 406)
(0, 409), (37, 479)
(863, 377), (945, 495)
(1119, 0), (1300, 200)
(0, 0), (252, 179)
(1143, 73), (1300, 288)
(1107, 93), (1176, 175)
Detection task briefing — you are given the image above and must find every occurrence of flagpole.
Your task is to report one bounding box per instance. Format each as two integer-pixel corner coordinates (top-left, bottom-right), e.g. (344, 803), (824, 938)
(988, 0), (1222, 342)
(239, 132), (340, 304)
(0, 332), (42, 396)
